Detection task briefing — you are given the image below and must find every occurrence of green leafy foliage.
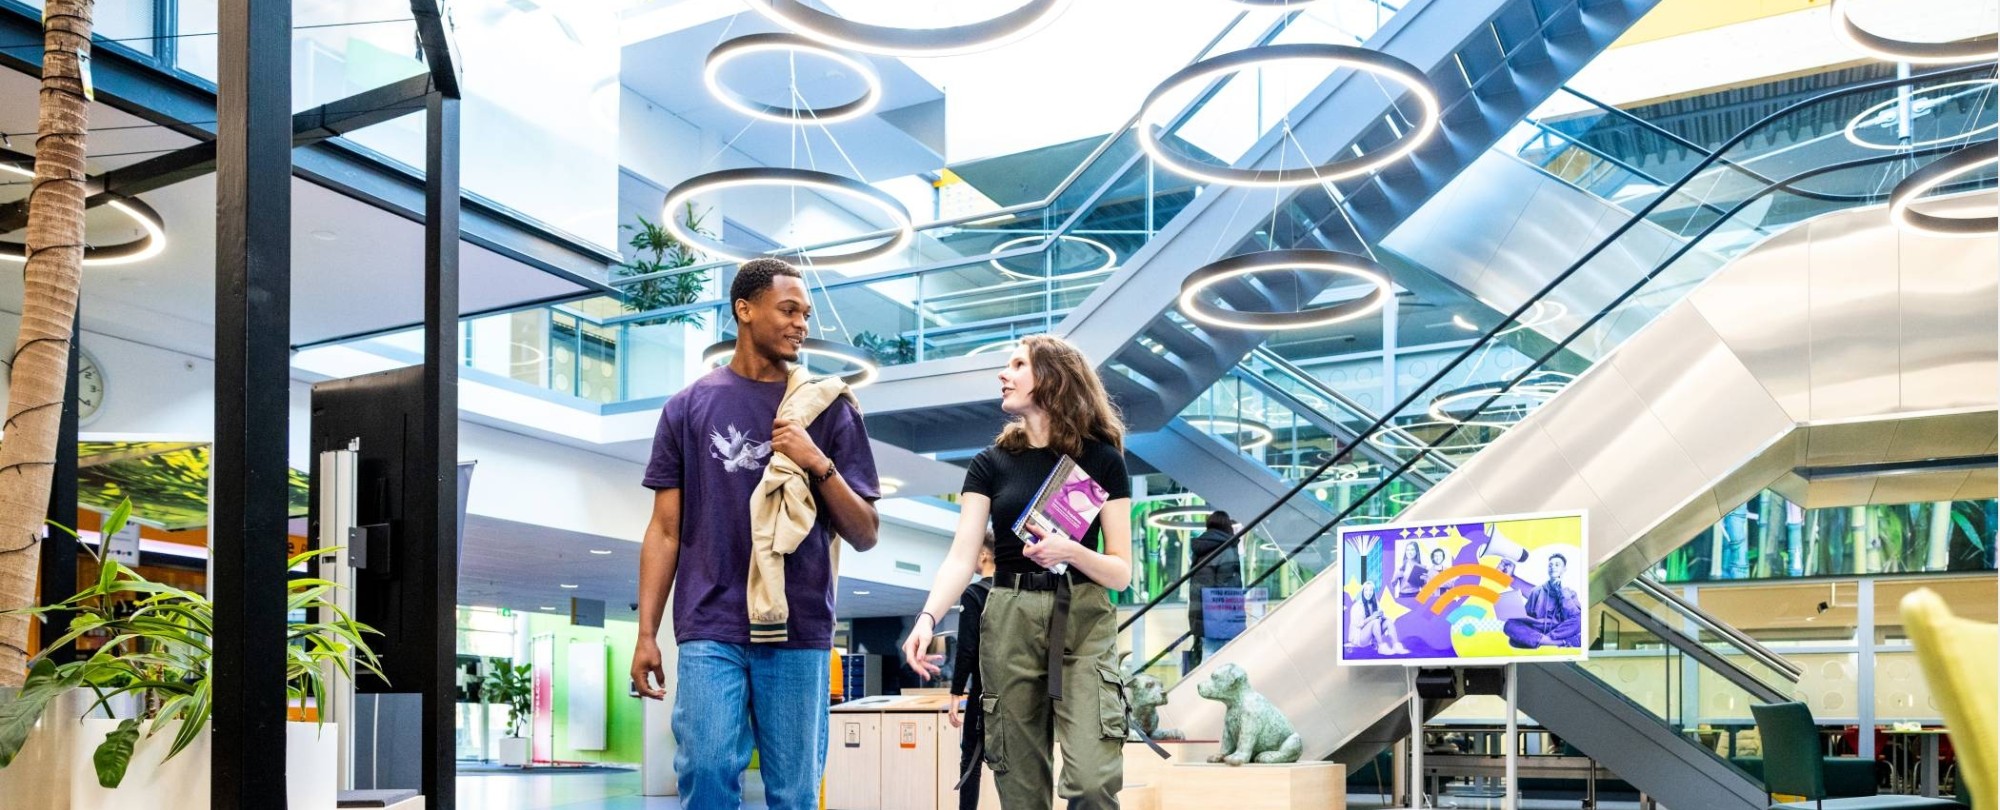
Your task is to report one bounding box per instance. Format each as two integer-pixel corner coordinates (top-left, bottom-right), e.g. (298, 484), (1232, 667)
(852, 331), (916, 366)
(0, 502), (383, 788)
(616, 204), (714, 325)
(481, 662), (534, 738)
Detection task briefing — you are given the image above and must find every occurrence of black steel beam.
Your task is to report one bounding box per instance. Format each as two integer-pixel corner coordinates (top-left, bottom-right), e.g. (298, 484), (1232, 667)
(211, 0), (292, 805)
(411, 0), (463, 99)
(418, 89), (461, 809)
(0, 74), (437, 232)
(0, 7), (616, 286)
(37, 308), (79, 665)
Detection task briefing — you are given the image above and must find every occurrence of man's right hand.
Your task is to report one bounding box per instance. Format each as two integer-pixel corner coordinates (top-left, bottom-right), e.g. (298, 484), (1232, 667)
(902, 617), (938, 680)
(632, 638), (667, 700)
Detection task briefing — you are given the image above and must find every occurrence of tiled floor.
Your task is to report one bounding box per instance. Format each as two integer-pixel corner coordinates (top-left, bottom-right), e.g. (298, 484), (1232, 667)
(454, 769), (1647, 810)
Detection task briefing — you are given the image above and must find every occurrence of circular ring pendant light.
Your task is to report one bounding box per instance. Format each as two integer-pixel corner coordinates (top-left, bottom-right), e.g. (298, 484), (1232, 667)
(1145, 505), (1214, 532)
(1184, 415), (1275, 451)
(705, 33), (883, 124)
(1425, 371), (1572, 426)
(988, 234), (1119, 280)
(1178, 248), (1393, 331)
(1843, 80), (2000, 151)
(1829, 0), (2000, 65)
(1137, 43), (1439, 188)
(662, 168), (914, 266)
(0, 162), (168, 266)
(742, 0), (1073, 57)
(1365, 420), (1503, 453)
(1889, 146), (1999, 237)
(703, 337), (881, 388)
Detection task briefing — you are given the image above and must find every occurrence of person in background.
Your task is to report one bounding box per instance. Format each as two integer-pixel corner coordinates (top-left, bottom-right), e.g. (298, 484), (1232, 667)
(900, 334), (1135, 810)
(947, 530), (997, 810)
(629, 258), (882, 810)
(1185, 510), (1240, 667)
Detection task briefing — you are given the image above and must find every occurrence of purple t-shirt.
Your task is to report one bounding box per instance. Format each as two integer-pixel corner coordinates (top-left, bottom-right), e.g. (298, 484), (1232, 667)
(642, 366), (880, 649)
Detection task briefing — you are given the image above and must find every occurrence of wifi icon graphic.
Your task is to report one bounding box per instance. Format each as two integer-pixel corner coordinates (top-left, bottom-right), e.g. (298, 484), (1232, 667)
(1416, 564), (1515, 636)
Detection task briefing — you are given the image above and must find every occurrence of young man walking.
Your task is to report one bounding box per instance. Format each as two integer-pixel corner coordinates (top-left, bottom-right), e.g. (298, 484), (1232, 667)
(630, 258), (882, 810)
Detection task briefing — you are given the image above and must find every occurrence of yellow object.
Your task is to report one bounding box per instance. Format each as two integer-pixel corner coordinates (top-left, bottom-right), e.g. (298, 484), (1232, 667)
(748, 366), (860, 643)
(1901, 587), (1997, 810)
(1612, 0), (1822, 48)
(933, 168), (963, 188)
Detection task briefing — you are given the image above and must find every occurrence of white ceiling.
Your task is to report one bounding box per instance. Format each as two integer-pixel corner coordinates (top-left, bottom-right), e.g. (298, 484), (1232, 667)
(0, 66), (595, 359)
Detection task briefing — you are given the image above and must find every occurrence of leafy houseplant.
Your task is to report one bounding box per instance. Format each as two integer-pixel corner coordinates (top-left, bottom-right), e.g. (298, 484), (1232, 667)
(0, 500), (383, 788)
(852, 331), (916, 366)
(617, 204), (714, 326)
(482, 662), (533, 739)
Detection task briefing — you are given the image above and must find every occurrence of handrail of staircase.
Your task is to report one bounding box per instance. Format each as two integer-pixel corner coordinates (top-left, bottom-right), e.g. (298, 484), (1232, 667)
(1117, 64), (1994, 659)
(606, 5), (1365, 291)
(1602, 592), (1794, 704)
(1631, 575), (1805, 681)
(1246, 347), (1457, 474)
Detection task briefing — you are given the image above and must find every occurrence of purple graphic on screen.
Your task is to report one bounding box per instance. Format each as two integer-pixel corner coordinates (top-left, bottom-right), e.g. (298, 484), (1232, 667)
(1337, 514), (1587, 666)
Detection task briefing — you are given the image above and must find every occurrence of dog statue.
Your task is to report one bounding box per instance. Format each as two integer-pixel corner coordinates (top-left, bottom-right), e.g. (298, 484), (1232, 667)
(1125, 669), (1184, 742)
(1195, 663), (1303, 765)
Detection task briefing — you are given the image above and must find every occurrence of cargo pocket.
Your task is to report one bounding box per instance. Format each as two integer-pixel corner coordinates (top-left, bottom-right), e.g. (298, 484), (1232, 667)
(980, 694), (1008, 774)
(1096, 666), (1129, 740)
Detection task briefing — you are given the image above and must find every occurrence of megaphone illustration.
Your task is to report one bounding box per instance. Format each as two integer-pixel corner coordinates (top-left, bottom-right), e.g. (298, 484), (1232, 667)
(1481, 532), (1530, 566)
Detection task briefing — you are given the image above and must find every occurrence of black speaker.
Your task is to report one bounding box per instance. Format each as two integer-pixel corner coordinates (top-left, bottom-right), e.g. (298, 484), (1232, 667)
(1415, 667), (1461, 699)
(1463, 667), (1507, 696)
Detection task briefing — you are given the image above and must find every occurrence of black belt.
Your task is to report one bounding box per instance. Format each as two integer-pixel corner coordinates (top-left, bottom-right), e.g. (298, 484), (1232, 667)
(995, 570), (1076, 700)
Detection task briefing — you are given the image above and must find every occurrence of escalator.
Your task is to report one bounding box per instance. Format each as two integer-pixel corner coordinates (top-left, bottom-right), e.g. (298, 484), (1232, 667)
(855, 0), (1663, 450)
(1119, 67), (1996, 788)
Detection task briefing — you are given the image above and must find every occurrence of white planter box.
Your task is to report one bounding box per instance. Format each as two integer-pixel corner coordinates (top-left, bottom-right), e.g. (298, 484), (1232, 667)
(0, 690), (337, 810)
(497, 736), (530, 767)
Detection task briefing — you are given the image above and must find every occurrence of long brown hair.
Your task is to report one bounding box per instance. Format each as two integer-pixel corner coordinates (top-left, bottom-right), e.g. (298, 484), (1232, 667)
(995, 334), (1125, 457)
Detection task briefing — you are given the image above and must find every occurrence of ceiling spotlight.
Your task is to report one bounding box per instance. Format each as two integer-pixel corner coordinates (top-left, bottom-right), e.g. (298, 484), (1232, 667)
(1829, 0), (1999, 65)
(705, 33), (882, 124)
(1177, 249), (1393, 331)
(742, 0), (1074, 57)
(540, 606), (558, 611)
(878, 476), (904, 496)
(559, 583), (579, 589)
(0, 162), (168, 266)
(1888, 146), (1998, 237)
(702, 337), (881, 388)
(987, 234), (1118, 281)
(1136, 44), (1439, 188)
(852, 590), (872, 596)
(589, 549), (614, 555)
(661, 168), (913, 267)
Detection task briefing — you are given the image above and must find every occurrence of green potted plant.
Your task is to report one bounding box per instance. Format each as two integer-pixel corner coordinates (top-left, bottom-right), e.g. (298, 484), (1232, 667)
(617, 203), (715, 326)
(852, 331), (916, 366)
(0, 500), (382, 808)
(482, 661), (533, 767)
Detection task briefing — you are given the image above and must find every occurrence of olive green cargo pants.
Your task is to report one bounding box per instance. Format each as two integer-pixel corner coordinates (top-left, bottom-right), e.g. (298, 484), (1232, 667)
(979, 580), (1126, 809)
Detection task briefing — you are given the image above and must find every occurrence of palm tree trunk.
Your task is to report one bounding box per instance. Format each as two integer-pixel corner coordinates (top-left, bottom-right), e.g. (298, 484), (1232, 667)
(0, 0), (92, 688)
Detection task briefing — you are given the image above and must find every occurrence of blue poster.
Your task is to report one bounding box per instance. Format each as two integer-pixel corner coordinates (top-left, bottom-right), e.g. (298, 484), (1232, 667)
(1200, 587), (1268, 640)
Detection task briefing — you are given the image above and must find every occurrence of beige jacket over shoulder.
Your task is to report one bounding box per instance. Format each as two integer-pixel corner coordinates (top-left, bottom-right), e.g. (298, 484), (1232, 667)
(748, 366), (860, 644)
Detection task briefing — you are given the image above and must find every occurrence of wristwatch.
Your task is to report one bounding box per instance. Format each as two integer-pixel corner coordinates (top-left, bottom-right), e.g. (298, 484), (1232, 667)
(811, 461), (839, 486)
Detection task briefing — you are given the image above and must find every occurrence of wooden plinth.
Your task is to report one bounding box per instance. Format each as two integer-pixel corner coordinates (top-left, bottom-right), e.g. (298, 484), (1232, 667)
(1160, 761), (1347, 810)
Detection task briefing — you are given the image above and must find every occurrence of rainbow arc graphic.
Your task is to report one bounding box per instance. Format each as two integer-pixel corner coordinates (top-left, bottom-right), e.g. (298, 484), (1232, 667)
(1416, 563), (1515, 626)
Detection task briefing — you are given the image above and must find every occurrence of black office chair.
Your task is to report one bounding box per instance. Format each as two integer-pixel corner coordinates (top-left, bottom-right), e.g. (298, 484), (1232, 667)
(1750, 703), (1965, 809)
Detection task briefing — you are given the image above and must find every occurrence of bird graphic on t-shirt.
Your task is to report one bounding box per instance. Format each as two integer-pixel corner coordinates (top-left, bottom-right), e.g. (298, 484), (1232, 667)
(709, 425), (772, 474)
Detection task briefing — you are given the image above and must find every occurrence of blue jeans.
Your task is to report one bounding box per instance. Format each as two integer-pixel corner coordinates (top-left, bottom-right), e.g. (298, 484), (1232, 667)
(673, 640), (830, 810)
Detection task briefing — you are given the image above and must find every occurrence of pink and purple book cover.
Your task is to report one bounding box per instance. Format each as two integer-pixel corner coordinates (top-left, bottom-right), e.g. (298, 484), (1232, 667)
(1013, 456), (1109, 573)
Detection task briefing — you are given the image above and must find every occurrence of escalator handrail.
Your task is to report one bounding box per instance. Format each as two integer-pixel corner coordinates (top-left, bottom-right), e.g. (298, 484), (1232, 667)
(1117, 63), (1993, 641)
(1127, 142), (1979, 674)
(1247, 347), (1459, 473)
(1225, 364), (1444, 491)
(1632, 575), (1806, 681)
(1602, 592), (1794, 704)
(1516, 117), (1771, 237)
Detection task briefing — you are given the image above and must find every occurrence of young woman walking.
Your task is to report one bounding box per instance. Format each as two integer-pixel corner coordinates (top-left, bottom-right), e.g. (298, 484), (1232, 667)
(903, 335), (1134, 809)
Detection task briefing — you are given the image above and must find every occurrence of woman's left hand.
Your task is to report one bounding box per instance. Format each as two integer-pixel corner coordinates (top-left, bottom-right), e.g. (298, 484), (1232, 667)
(1020, 523), (1086, 567)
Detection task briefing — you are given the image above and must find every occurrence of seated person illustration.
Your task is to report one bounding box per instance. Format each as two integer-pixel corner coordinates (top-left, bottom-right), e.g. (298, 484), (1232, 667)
(1504, 554), (1583, 649)
(1347, 579), (1409, 655)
